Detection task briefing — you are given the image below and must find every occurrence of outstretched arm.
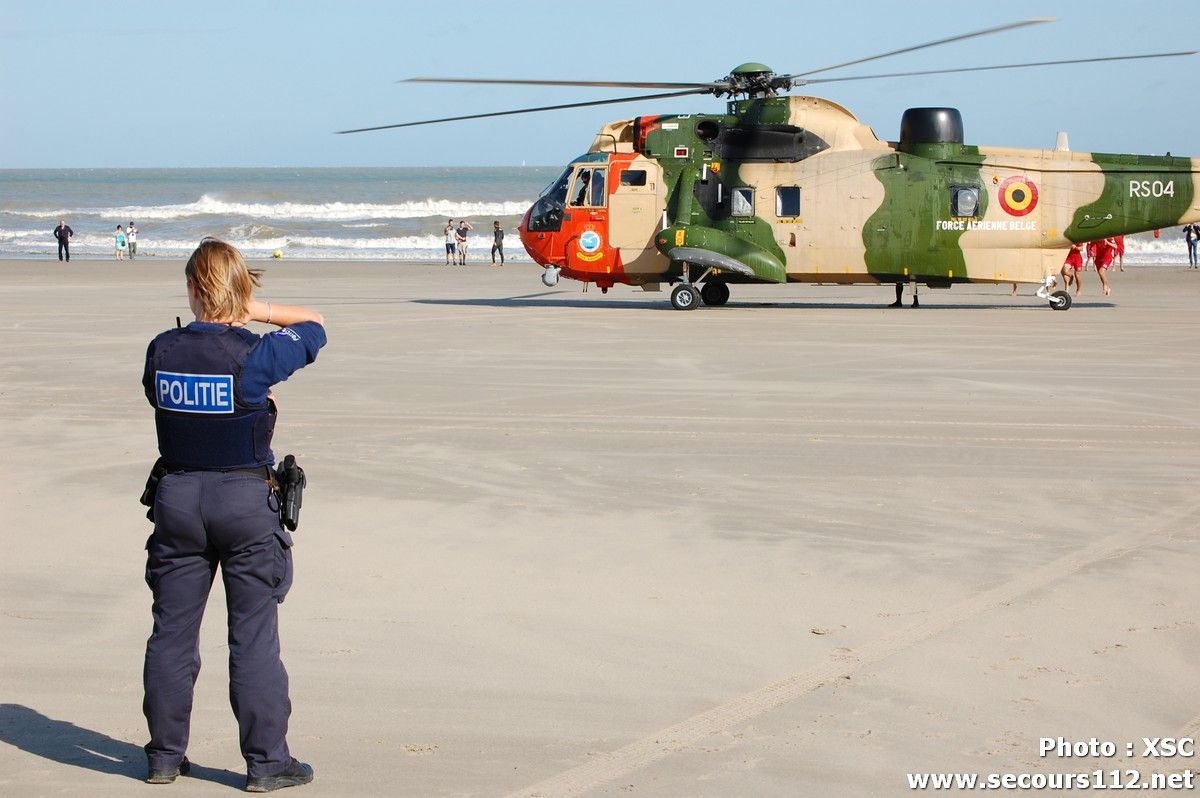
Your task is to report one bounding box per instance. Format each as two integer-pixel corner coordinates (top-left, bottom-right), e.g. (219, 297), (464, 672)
(245, 299), (325, 328)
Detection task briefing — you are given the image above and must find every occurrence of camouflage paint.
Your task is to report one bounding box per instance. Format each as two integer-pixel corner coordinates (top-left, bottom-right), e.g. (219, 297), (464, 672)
(641, 99), (791, 282)
(519, 95), (1200, 297)
(863, 145), (987, 282)
(1066, 153), (1197, 240)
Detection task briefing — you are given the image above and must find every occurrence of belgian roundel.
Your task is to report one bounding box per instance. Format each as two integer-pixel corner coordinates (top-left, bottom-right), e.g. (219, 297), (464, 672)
(998, 176), (1039, 217)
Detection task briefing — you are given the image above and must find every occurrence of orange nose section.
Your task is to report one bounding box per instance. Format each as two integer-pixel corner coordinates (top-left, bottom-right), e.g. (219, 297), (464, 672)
(517, 207), (550, 267)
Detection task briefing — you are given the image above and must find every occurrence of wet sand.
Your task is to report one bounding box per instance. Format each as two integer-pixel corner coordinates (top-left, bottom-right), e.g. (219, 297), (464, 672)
(2, 258), (1199, 796)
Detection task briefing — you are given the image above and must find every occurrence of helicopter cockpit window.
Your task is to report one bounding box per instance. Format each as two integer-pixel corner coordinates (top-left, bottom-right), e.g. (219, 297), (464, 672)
(527, 166), (572, 232)
(731, 187), (755, 217)
(570, 168), (608, 208)
(571, 170), (590, 206)
(951, 186), (981, 218)
(589, 169), (606, 206)
(776, 186), (801, 217)
(620, 169), (647, 187)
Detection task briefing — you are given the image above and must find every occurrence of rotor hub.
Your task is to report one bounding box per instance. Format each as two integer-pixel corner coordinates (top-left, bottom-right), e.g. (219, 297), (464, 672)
(720, 63), (786, 97)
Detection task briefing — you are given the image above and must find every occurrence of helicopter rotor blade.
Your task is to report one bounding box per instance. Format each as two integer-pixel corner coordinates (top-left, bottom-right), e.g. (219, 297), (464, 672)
(778, 17), (1055, 83)
(795, 50), (1198, 86)
(403, 76), (717, 90)
(335, 87), (715, 134)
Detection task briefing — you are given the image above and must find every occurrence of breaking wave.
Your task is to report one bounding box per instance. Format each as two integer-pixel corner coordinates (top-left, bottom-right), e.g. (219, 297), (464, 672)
(4, 195), (532, 222)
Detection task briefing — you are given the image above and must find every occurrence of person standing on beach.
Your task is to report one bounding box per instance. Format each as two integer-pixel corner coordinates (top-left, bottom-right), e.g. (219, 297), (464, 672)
(1185, 223), (1200, 268)
(128, 221), (138, 259)
(140, 238), (324, 791)
(443, 219), (456, 265)
(491, 221), (505, 266)
(116, 225), (127, 260)
(455, 219), (473, 265)
(54, 219), (73, 262)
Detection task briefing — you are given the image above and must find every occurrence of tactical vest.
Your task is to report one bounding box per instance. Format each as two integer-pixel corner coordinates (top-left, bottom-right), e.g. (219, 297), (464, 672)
(145, 325), (276, 469)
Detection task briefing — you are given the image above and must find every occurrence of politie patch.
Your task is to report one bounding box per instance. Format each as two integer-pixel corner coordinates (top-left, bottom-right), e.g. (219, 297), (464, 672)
(156, 370), (235, 414)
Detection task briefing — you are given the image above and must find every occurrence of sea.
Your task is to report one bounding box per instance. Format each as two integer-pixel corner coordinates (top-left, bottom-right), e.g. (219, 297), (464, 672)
(0, 166), (1187, 262)
(0, 167), (559, 261)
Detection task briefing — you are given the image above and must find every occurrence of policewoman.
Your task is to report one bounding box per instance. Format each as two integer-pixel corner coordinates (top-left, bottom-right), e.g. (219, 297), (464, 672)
(141, 238), (325, 792)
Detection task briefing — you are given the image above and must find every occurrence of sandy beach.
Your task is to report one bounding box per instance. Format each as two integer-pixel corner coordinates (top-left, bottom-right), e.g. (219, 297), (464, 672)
(2, 257), (1199, 796)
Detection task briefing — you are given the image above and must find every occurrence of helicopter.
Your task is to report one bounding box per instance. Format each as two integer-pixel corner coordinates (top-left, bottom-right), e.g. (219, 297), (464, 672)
(339, 19), (1200, 311)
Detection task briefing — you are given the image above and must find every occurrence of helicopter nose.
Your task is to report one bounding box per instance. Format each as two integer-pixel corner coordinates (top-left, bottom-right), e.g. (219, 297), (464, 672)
(518, 207), (547, 266)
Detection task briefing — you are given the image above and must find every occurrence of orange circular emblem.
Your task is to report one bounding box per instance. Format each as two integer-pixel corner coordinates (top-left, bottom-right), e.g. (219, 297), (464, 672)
(998, 176), (1038, 217)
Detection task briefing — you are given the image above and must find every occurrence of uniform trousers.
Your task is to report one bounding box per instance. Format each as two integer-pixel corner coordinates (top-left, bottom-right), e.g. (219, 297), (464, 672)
(143, 470), (295, 778)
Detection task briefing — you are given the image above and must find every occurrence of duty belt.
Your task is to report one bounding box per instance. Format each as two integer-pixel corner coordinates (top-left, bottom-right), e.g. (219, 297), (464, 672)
(168, 465), (273, 481)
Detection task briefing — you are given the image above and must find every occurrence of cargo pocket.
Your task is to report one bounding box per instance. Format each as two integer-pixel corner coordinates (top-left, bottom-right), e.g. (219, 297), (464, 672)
(272, 529), (294, 603)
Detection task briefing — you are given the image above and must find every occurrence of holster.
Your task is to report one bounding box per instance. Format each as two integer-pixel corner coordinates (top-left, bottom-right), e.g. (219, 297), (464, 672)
(139, 457), (169, 522)
(274, 454), (306, 532)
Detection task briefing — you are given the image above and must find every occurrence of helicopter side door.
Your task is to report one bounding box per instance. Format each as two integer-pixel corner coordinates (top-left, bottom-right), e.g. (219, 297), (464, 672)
(563, 166), (610, 273)
(609, 160), (662, 249)
(609, 158), (669, 279)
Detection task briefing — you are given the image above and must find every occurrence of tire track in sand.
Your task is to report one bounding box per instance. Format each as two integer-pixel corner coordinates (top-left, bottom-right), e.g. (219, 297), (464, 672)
(505, 503), (1200, 798)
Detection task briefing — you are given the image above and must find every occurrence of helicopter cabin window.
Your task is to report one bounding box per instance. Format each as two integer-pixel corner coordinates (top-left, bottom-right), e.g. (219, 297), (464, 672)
(951, 186), (981, 218)
(571, 168), (608, 208)
(776, 186), (801, 218)
(731, 187), (754, 217)
(619, 169), (647, 187)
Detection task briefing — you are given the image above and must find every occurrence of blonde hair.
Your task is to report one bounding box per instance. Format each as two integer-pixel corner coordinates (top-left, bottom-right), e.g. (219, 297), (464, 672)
(185, 238), (262, 321)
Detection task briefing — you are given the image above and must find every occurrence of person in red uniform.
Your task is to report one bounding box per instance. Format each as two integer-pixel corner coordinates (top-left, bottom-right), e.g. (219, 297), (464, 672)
(1093, 237), (1116, 296)
(1060, 241), (1084, 294)
(1113, 234), (1125, 272)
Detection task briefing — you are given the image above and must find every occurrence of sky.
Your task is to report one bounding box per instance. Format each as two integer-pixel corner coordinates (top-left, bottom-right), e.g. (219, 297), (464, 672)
(1, 0), (1197, 169)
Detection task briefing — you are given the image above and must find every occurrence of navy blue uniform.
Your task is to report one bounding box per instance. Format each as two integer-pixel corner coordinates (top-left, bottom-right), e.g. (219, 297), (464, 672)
(141, 320), (325, 780)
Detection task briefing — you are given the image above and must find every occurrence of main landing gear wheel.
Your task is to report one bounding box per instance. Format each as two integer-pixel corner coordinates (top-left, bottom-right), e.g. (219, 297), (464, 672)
(670, 283), (701, 310)
(701, 281), (730, 306)
(1049, 290), (1072, 311)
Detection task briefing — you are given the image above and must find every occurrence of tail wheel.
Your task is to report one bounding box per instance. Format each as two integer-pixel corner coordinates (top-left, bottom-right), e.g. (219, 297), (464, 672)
(670, 283), (701, 311)
(1049, 290), (1072, 311)
(701, 281), (730, 306)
